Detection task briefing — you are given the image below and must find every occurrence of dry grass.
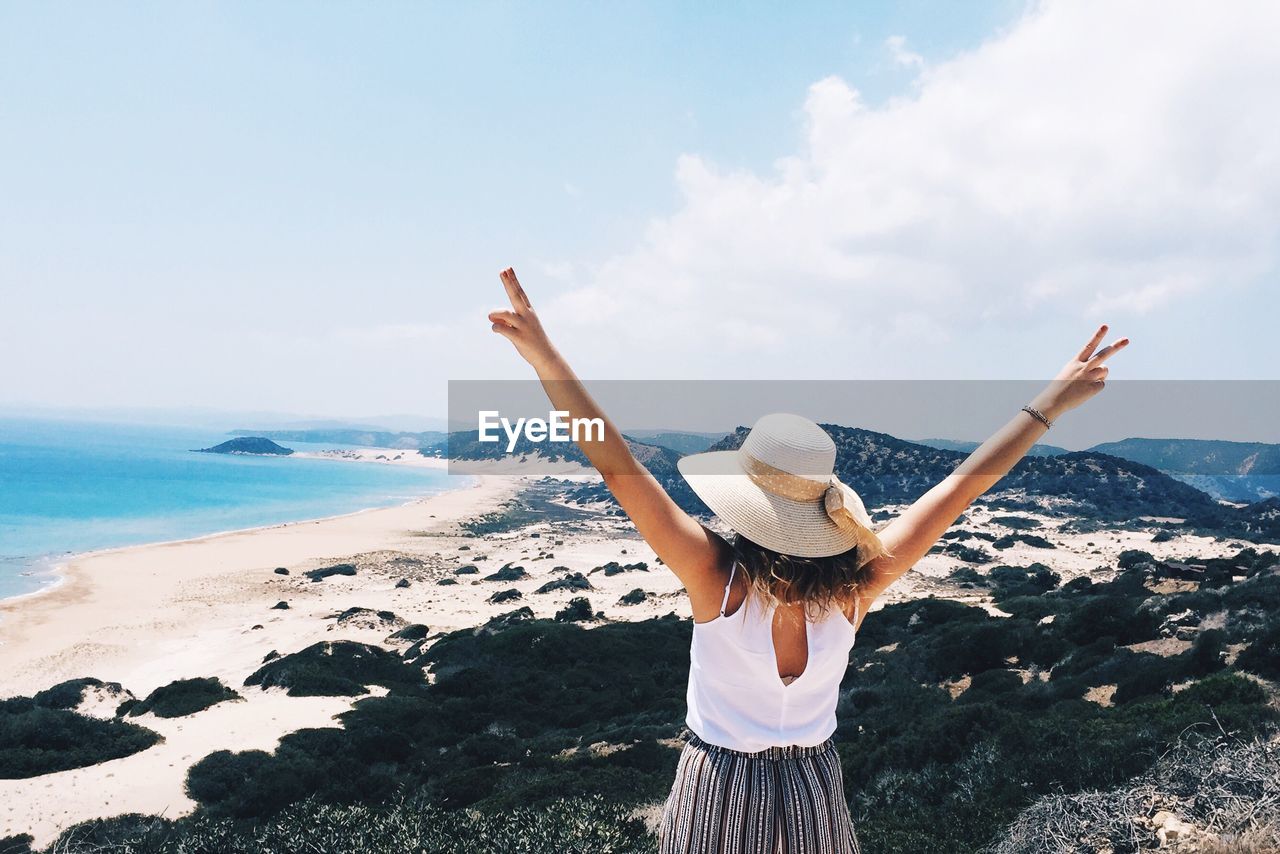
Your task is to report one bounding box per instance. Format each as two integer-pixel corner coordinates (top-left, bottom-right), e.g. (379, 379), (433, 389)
(988, 731), (1280, 853)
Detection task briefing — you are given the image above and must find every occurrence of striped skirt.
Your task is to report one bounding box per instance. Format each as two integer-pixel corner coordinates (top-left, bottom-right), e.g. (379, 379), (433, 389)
(657, 731), (862, 853)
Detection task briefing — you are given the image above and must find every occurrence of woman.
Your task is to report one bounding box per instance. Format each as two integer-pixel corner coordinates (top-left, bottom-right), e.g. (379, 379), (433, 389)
(488, 267), (1127, 853)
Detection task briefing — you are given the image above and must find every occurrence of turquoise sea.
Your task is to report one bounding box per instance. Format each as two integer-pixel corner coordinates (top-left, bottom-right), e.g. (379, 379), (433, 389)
(0, 417), (458, 600)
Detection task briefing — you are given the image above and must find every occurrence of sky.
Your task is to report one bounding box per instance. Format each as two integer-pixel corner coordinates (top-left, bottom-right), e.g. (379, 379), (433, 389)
(2, 0), (1278, 429)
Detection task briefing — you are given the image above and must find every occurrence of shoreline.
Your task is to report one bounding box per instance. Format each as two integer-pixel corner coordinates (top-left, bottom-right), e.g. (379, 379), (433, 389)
(0, 447), (455, 608)
(0, 474), (521, 697)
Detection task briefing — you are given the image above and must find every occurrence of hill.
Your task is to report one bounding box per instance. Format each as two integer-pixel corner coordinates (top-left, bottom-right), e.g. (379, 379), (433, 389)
(623, 430), (728, 455)
(1089, 437), (1280, 503)
(709, 425), (1280, 540)
(912, 438), (1069, 457)
(192, 437), (293, 456)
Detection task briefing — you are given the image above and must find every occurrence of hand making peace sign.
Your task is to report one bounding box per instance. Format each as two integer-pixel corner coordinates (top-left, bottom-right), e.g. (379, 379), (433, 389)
(488, 267), (558, 370)
(1039, 324), (1130, 417)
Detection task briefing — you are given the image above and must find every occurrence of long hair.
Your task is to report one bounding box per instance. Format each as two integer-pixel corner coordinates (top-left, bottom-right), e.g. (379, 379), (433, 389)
(729, 532), (876, 622)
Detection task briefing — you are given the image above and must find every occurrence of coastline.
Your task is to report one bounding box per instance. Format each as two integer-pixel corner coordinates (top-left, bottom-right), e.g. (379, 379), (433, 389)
(0, 448), (454, 608)
(0, 473), (511, 694)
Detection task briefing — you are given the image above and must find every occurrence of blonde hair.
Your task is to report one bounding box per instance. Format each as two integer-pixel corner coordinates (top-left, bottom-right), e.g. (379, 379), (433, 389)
(729, 533), (876, 622)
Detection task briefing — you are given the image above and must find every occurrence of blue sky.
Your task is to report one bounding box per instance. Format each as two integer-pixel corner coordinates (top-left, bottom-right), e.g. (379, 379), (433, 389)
(2, 1), (1277, 425)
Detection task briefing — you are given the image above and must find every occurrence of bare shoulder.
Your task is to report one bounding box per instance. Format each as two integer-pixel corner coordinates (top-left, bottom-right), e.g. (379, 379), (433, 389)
(681, 531), (734, 623)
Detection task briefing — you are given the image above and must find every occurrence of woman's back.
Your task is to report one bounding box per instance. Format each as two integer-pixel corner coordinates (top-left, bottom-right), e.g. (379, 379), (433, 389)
(685, 562), (859, 753)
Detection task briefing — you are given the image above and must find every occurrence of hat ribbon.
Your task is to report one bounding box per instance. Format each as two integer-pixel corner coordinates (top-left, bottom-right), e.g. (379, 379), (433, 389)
(741, 453), (876, 536)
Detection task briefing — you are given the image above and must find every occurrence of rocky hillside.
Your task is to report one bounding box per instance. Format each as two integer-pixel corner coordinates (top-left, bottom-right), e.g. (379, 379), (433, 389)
(1091, 437), (1280, 503)
(708, 425), (1280, 540)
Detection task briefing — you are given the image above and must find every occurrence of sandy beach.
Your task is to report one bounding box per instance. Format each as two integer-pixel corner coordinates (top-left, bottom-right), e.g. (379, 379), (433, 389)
(0, 462), (1259, 845)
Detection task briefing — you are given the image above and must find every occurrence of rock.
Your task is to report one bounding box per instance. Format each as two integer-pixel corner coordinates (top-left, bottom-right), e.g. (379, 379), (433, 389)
(305, 563), (358, 582)
(454, 565), (479, 575)
(483, 565), (528, 582)
(388, 623), (430, 641)
(1159, 609), (1199, 638)
(488, 588), (523, 604)
(274, 567), (290, 575)
(395, 578), (411, 588)
(535, 572), (594, 594)
(588, 561), (649, 577)
(330, 607), (404, 631)
(437, 577), (459, 585)
(272, 601), (290, 610)
(618, 588), (647, 606)
(1151, 810), (1199, 847)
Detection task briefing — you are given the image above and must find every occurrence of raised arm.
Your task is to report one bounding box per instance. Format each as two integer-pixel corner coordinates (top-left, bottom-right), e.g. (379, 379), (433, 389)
(856, 325), (1130, 610)
(487, 268), (729, 594)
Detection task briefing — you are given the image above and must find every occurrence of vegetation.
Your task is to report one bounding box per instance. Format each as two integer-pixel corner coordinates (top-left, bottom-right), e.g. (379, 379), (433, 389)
(242, 641), (427, 698)
(32, 794), (651, 853)
(0, 698), (160, 779)
(31, 677), (117, 710)
(121, 678), (241, 719)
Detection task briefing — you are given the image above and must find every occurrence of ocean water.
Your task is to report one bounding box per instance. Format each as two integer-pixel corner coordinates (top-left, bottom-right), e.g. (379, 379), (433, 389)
(0, 417), (459, 601)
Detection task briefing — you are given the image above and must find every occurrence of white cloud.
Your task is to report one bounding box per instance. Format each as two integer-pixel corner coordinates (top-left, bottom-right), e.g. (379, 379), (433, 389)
(885, 35), (924, 69)
(540, 0), (1280, 379)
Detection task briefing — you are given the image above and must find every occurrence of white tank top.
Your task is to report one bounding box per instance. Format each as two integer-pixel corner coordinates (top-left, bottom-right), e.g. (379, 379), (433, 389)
(685, 561), (859, 752)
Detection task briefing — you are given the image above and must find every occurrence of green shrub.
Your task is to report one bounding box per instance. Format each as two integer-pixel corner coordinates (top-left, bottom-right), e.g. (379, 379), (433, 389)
(243, 641), (425, 697)
(126, 677), (240, 718)
(0, 698), (160, 779)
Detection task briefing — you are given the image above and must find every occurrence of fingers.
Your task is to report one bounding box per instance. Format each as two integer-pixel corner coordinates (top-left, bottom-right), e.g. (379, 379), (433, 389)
(499, 267), (532, 312)
(1076, 324), (1109, 361)
(490, 322), (517, 341)
(488, 310), (521, 329)
(1088, 337), (1130, 365)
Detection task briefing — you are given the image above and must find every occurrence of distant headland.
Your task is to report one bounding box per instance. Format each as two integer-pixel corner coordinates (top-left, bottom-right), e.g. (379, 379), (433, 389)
(192, 437), (294, 456)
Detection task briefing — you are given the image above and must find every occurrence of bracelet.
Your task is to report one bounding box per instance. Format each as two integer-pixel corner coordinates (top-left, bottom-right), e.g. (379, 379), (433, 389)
(1021, 405), (1053, 429)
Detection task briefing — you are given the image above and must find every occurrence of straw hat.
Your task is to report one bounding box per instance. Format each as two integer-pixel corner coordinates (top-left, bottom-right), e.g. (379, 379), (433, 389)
(677, 413), (886, 561)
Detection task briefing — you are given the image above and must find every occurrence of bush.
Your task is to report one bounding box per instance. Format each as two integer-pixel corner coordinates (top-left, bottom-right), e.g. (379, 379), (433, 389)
(126, 677), (240, 718)
(48, 793), (655, 853)
(0, 698), (160, 779)
(243, 641), (426, 697)
(31, 677), (110, 710)
(555, 597), (598, 623)
(1058, 596), (1158, 646)
(1235, 622), (1280, 679)
(989, 564), (1060, 601)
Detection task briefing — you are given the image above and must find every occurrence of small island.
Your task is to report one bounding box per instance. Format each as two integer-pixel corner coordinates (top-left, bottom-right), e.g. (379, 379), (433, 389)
(192, 437), (294, 456)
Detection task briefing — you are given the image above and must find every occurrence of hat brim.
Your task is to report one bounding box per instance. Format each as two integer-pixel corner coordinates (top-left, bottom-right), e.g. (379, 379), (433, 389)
(677, 450), (878, 559)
